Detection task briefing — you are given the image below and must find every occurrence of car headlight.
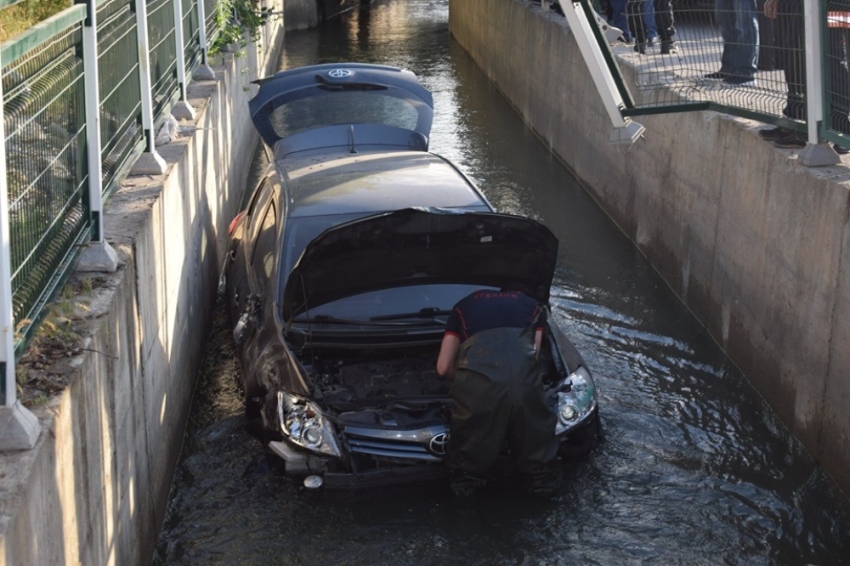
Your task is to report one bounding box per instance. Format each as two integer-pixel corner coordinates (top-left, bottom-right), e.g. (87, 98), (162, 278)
(554, 366), (597, 435)
(277, 392), (342, 458)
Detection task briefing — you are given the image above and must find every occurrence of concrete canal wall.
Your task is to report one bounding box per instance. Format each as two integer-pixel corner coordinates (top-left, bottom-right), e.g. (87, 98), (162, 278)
(0, 17), (284, 566)
(449, 0), (850, 498)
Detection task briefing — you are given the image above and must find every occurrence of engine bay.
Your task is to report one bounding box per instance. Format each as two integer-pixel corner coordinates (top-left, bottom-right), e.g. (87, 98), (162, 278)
(308, 352), (451, 412)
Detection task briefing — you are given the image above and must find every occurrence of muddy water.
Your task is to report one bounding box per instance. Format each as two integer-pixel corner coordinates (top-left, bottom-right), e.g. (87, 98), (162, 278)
(153, 1), (850, 564)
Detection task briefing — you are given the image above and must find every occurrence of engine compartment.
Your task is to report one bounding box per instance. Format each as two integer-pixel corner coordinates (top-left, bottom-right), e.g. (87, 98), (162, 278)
(308, 351), (450, 412)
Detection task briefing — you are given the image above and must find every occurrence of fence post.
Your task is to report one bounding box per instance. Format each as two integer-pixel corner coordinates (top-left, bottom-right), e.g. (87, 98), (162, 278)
(130, 0), (168, 175)
(800, 0), (840, 165)
(194, 0), (216, 80)
(0, 54), (41, 450)
(557, 0), (645, 144)
(76, 0), (120, 272)
(172, 0), (198, 120)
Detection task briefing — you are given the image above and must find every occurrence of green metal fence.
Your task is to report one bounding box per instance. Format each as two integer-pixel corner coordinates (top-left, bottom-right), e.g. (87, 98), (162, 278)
(1, 0), (219, 413)
(97, 0), (145, 197)
(183, 0), (202, 72)
(147, 0), (180, 124)
(822, 0), (850, 146)
(1, 9), (92, 369)
(577, 0), (850, 148)
(204, 0), (220, 46)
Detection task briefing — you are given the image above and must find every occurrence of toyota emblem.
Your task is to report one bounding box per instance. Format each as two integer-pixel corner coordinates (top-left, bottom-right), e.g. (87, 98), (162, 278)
(428, 432), (450, 456)
(328, 69), (352, 78)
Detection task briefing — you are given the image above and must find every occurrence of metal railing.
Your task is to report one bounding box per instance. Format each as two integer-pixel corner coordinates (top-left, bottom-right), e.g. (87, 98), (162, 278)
(560, 0), (850, 158)
(97, 0), (144, 197)
(3, 17), (91, 354)
(0, 0), (221, 444)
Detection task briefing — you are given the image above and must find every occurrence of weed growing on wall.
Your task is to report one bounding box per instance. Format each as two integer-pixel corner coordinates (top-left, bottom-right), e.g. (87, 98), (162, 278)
(211, 0), (274, 55)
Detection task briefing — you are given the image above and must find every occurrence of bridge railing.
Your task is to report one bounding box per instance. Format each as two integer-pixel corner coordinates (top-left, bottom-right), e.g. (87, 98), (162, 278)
(0, 0), (222, 445)
(562, 0), (850, 160)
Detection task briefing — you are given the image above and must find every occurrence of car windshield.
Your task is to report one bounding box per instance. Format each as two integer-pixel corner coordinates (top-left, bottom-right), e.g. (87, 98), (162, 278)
(271, 89), (421, 140)
(294, 284), (490, 323)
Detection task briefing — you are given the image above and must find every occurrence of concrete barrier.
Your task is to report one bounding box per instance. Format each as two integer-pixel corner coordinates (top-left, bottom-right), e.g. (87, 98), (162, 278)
(449, 0), (850, 498)
(0, 18), (284, 566)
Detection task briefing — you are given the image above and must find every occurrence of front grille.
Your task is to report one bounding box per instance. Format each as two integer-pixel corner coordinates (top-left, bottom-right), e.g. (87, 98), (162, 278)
(343, 424), (449, 462)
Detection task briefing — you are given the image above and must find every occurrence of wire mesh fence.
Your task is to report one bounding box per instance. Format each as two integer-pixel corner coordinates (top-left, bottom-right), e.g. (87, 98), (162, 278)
(147, 0), (180, 125)
(183, 0), (202, 72)
(1, 0), (211, 393)
(824, 0), (850, 145)
(205, 0), (220, 47)
(1, 23), (91, 358)
(98, 0), (145, 197)
(583, 0), (850, 147)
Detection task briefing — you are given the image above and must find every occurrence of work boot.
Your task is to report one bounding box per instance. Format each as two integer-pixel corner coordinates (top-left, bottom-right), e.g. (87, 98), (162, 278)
(773, 132), (807, 149)
(759, 126), (793, 141)
(449, 470), (488, 497)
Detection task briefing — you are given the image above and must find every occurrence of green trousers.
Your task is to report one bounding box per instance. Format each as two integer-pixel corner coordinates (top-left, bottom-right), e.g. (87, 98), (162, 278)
(449, 327), (558, 476)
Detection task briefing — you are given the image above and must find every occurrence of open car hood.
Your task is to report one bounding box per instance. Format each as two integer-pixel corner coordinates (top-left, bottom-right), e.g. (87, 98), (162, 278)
(282, 208), (559, 322)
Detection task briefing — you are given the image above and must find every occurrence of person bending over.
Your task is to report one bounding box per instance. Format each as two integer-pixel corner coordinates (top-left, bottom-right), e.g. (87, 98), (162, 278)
(436, 289), (560, 496)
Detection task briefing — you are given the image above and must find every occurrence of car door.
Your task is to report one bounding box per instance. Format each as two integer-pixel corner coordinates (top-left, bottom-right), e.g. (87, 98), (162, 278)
(230, 177), (278, 350)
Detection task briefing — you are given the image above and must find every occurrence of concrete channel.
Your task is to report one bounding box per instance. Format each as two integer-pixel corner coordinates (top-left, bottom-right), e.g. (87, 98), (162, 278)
(449, 0), (850, 502)
(1, 0), (848, 563)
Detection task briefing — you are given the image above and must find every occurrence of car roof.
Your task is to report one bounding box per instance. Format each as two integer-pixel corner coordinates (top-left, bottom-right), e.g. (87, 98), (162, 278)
(280, 150), (491, 218)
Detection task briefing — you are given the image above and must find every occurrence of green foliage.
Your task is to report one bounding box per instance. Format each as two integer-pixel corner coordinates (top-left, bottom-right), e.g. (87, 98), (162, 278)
(211, 0), (274, 55)
(0, 0), (70, 42)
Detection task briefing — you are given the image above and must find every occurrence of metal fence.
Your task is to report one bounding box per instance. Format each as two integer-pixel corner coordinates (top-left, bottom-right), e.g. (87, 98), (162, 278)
(0, 0), (229, 438)
(2, 10), (91, 360)
(560, 0), (850, 153)
(98, 0), (144, 197)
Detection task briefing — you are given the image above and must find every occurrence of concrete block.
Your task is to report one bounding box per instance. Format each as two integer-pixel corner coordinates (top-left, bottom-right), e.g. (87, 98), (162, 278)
(0, 403), (40, 450)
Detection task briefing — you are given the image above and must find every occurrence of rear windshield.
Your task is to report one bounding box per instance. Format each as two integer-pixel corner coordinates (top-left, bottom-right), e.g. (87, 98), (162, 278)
(270, 89), (421, 140)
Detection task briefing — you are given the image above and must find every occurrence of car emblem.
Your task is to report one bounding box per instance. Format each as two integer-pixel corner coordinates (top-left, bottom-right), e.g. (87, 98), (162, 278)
(428, 432), (450, 456)
(328, 69), (352, 78)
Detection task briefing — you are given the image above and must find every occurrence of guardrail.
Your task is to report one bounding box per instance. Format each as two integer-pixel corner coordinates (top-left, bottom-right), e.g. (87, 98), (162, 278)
(0, 0), (227, 447)
(558, 0), (850, 164)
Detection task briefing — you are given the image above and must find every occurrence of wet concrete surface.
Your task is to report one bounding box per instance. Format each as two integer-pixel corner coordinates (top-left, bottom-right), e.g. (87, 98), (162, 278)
(153, 1), (850, 564)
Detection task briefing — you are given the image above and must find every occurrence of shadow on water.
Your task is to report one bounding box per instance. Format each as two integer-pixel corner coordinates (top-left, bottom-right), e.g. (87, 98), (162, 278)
(155, 1), (850, 564)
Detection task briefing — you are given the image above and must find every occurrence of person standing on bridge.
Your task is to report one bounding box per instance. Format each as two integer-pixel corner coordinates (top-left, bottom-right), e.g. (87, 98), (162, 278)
(705, 0), (759, 85)
(436, 288), (560, 496)
(627, 0), (677, 54)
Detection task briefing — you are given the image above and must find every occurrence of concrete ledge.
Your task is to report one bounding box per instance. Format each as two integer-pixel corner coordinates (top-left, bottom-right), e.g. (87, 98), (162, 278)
(0, 20), (284, 566)
(450, 0), (850, 498)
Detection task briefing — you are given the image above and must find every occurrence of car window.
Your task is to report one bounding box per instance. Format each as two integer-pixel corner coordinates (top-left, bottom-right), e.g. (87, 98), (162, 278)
(270, 90), (421, 140)
(251, 201), (278, 291)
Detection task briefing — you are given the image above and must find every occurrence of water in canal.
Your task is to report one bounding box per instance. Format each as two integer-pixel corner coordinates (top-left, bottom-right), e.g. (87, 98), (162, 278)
(153, 1), (850, 564)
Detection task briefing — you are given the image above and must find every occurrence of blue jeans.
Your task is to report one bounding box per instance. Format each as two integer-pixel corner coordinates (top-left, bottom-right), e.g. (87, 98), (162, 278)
(643, 0), (658, 39)
(714, 0), (759, 78)
(609, 0), (632, 40)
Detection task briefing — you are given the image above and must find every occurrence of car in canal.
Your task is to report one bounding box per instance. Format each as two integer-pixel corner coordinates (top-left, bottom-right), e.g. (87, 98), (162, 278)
(225, 62), (600, 489)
